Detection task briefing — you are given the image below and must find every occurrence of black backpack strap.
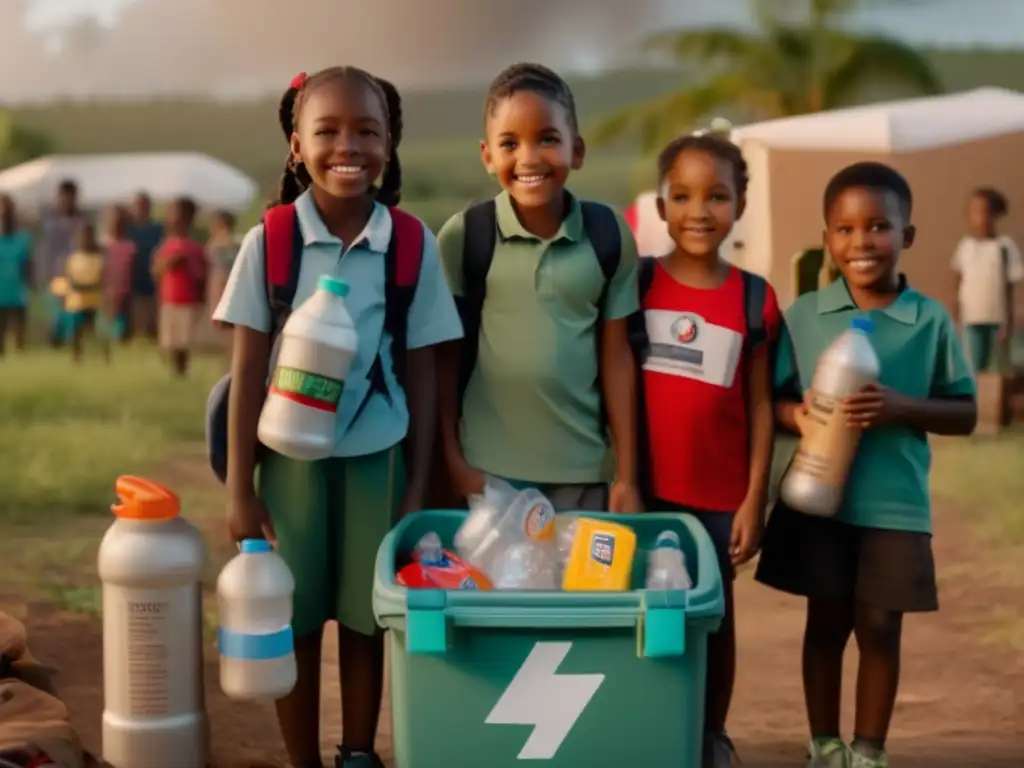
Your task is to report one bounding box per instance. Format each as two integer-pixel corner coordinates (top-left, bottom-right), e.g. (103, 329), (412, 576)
(627, 257), (657, 361)
(262, 203), (303, 337)
(742, 269), (768, 352)
(580, 201), (621, 288)
(457, 200), (498, 410)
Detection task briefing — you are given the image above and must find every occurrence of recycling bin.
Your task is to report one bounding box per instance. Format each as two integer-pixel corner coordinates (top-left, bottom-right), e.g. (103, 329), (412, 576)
(373, 510), (725, 768)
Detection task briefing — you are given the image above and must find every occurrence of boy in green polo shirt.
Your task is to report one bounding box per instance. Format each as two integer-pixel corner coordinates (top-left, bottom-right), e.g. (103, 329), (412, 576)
(756, 162), (977, 768)
(436, 63), (642, 513)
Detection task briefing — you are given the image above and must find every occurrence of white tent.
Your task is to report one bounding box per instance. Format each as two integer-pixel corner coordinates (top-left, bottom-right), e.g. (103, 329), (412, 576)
(0, 152), (258, 214)
(723, 87), (1024, 308)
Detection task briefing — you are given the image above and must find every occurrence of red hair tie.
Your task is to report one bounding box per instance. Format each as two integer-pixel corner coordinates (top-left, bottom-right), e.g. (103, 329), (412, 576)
(290, 72), (308, 90)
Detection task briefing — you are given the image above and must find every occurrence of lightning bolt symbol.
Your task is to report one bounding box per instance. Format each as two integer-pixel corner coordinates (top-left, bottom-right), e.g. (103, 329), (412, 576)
(485, 641), (605, 760)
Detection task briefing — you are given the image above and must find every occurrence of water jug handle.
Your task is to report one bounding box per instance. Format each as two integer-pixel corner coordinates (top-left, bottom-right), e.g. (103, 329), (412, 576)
(112, 476), (180, 520)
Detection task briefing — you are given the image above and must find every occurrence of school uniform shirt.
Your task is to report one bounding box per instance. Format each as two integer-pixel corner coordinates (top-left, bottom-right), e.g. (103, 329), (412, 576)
(154, 237), (207, 305)
(437, 190), (639, 484)
(643, 263), (781, 512)
(213, 190), (463, 458)
(64, 250), (105, 312)
(951, 235), (1023, 325)
(775, 277), (975, 534)
(0, 231), (32, 308)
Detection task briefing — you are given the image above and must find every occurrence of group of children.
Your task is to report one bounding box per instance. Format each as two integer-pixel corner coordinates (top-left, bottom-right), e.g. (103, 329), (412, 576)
(211, 63), (983, 768)
(0, 181), (241, 373)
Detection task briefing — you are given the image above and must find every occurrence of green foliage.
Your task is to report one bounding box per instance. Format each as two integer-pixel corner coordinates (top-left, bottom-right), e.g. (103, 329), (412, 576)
(0, 111), (54, 168)
(593, 0), (943, 151)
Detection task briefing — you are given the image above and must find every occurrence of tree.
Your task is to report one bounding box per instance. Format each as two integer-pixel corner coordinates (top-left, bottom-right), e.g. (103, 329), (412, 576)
(0, 111), (54, 169)
(592, 0), (942, 152)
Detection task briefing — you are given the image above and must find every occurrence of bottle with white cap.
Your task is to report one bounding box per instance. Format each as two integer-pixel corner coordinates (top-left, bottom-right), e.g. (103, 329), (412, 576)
(258, 274), (359, 461)
(216, 539), (297, 701)
(780, 315), (881, 517)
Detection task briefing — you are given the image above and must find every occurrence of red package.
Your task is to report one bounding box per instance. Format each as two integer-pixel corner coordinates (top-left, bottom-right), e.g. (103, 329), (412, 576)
(396, 550), (492, 590)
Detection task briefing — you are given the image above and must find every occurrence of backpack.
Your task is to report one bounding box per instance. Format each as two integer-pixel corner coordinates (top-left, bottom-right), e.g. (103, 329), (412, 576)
(627, 258), (769, 503)
(455, 198), (622, 407)
(205, 203), (425, 483)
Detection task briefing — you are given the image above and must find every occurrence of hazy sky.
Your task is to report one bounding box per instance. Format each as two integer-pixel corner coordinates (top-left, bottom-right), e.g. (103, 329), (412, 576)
(5, 0), (1024, 102)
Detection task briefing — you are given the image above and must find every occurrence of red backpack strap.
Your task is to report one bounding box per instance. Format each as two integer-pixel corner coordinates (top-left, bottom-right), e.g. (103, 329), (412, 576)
(385, 207), (424, 388)
(262, 203), (302, 334)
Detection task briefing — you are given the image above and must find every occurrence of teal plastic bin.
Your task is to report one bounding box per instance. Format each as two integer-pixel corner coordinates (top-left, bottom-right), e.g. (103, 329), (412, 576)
(373, 511), (725, 768)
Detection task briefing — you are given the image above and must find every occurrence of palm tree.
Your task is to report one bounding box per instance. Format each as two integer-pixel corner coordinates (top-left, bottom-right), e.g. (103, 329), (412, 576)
(593, 0), (942, 152)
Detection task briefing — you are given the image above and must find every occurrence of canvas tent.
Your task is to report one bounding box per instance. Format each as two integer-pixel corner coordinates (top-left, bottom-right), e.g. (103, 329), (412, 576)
(0, 152), (258, 214)
(726, 87), (1024, 314)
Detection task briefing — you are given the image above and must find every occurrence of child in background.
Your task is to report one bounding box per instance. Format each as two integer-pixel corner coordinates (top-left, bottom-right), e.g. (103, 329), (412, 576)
(639, 130), (780, 767)
(206, 209), (240, 310)
(436, 63), (642, 513)
(951, 186), (1022, 372)
(102, 205), (137, 344)
(0, 194), (32, 356)
(757, 163), (977, 768)
(152, 196), (206, 377)
(213, 68), (460, 768)
(63, 221), (109, 363)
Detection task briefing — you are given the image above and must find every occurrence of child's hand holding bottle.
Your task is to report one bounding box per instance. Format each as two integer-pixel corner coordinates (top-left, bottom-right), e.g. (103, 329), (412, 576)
(227, 493), (276, 545)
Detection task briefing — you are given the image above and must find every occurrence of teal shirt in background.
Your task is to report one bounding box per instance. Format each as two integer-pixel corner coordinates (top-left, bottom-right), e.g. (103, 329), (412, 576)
(775, 277), (975, 534)
(129, 221), (165, 297)
(0, 231), (33, 307)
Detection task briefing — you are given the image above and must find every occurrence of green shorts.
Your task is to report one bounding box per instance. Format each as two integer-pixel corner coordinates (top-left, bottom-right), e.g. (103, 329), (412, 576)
(257, 445), (405, 637)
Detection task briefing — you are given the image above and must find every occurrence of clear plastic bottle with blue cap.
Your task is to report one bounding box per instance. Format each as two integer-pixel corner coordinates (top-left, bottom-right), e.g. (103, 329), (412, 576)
(257, 274), (358, 461)
(781, 315), (880, 517)
(216, 538), (297, 701)
(645, 530), (693, 590)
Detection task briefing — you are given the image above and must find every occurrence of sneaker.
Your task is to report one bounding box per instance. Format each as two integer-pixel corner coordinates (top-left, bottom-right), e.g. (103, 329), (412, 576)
(703, 731), (741, 767)
(807, 737), (851, 768)
(850, 746), (889, 768)
(334, 746), (385, 768)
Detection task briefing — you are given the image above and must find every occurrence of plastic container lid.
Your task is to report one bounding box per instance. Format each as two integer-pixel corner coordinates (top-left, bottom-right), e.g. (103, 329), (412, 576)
(240, 539), (272, 554)
(851, 316), (874, 334)
(318, 275), (350, 297)
(112, 475), (180, 521)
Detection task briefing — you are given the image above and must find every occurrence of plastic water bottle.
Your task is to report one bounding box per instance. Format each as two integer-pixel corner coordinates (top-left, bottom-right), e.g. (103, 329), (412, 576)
(216, 539), (297, 701)
(494, 542), (558, 590)
(415, 532), (445, 565)
(98, 476), (207, 768)
(780, 316), (881, 517)
(258, 275), (358, 461)
(645, 531), (693, 591)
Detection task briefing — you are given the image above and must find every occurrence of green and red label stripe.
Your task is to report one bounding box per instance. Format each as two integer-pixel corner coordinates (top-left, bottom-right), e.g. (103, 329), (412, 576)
(268, 366), (343, 412)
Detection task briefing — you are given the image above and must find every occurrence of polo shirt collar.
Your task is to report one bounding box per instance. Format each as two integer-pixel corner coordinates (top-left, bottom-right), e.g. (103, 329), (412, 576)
(494, 190), (583, 243)
(817, 275), (918, 324)
(293, 189), (393, 253)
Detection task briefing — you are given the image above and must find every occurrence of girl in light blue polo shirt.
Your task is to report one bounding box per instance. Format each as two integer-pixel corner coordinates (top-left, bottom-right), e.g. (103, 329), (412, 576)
(213, 67), (462, 768)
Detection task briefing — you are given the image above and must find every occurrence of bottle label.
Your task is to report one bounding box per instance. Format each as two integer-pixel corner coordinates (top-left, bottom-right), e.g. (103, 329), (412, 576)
(269, 366), (343, 412)
(590, 533), (615, 566)
(790, 388), (861, 488)
(524, 501), (555, 540)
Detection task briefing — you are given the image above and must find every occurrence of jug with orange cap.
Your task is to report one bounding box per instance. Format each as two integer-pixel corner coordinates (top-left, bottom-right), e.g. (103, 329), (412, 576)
(97, 476), (208, 768)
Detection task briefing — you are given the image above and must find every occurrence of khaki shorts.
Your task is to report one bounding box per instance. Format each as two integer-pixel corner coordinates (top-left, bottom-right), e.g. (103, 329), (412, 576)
(130, 296), (158, 340)
(158, 303), (198, 351)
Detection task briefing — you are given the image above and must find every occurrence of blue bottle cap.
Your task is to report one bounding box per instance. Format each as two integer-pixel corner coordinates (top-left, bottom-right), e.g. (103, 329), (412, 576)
(318, 275), (350, 297)
(240, 538), (272, 554)
(850, 316), (874, 334)
(654, 531), (682, 550)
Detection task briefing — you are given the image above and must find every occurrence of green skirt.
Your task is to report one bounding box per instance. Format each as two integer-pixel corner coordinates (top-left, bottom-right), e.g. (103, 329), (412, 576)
(257, 445), (405, 637)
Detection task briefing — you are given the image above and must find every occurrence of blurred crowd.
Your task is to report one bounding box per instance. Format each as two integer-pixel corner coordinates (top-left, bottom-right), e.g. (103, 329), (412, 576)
(0, 179), (239, 374)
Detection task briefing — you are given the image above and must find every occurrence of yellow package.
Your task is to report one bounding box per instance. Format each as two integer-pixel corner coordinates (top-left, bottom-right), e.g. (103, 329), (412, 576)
(562, 518), (637, 591)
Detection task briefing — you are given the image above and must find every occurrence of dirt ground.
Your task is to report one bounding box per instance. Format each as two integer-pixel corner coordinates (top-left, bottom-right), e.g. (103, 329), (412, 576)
(17, 505), (1024, 768)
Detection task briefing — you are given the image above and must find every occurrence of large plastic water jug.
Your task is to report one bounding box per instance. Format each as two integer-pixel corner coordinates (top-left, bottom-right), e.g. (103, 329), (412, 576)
(216, 539), (297, 701)
(98, 476), (207, 768)
(780, 315), (880, 517)
(258, 275), (358, 460)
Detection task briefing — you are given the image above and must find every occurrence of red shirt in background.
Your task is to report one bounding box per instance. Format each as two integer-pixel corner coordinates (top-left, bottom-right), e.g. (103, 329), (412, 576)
(642, 263), (781, 513)
(103, 239), (136, 305)
(154, 237), (206, 305)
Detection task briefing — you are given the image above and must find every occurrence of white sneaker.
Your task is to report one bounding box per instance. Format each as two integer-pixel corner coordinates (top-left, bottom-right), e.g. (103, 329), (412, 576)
(807, 738), (851, 768)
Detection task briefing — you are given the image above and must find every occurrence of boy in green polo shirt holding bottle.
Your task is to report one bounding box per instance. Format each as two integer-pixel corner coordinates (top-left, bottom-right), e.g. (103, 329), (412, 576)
(756, 162), (977, 768)
(436, 63), (642, 513)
